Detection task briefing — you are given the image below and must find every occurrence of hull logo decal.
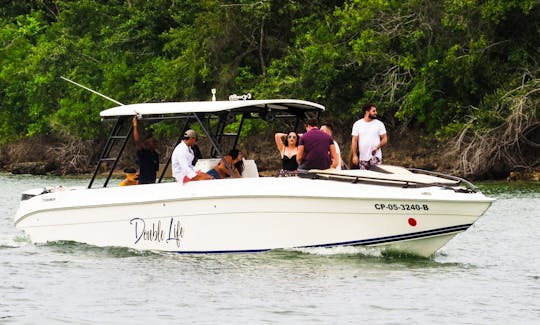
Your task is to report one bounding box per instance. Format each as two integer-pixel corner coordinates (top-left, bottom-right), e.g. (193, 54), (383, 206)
(129, 217), (184, 247)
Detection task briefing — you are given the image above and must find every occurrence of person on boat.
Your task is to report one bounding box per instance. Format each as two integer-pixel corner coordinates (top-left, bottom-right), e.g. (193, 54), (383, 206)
(351, 103), (388, 170)
(171, 129), (213, 183)
(296, 118), (338, 171)
(132, 116), (159, 184)
(320, 123), (345, 170)
(206, 148), (244, 179)
(191, 144), (203, 166)
(118, 167), (138, 186)
(274, 131), (299, 176)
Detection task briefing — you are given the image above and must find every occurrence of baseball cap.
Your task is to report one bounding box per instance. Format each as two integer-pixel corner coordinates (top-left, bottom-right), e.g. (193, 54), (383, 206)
(183, 129), (197, 139)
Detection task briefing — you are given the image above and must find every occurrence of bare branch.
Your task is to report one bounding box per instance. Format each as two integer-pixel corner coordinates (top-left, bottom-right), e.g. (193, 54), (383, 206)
(444, 78), (539, 177)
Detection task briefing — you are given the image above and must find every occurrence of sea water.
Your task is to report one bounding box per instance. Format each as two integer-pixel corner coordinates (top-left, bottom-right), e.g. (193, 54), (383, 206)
(1, 174), (539, 324)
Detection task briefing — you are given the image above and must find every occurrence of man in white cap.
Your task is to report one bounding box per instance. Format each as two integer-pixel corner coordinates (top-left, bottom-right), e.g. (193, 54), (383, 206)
(171, 129), (212, 182)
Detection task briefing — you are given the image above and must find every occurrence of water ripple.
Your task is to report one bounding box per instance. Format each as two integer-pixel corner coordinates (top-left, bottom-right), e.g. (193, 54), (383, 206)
(1, 174), (539, 324)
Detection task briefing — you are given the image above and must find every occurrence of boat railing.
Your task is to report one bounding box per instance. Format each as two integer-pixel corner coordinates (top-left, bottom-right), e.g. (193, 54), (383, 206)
(407, 168), (478, 192)
(298, 168), (478, 193)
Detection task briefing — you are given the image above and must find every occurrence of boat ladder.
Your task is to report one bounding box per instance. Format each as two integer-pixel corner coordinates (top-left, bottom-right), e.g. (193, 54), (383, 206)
(88, 117), (133, 188)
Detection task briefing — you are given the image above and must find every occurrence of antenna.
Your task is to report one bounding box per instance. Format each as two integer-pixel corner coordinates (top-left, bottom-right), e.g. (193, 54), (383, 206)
(61, 76), (124, 106)
(211, 88), (216, 101)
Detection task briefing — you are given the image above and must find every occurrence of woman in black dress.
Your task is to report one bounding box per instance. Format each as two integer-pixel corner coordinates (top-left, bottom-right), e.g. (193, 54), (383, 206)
(274, 131), (299, 176)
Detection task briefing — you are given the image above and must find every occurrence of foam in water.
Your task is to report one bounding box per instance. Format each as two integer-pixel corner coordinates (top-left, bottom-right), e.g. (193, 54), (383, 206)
(0, 234), (31, 249)
(291, 245), (384, 257)
(40, 240), (160, 258)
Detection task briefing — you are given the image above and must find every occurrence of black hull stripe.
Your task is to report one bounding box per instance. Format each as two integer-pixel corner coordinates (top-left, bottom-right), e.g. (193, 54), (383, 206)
(306, 223), (472, 248)
(171, 224), (473, 254)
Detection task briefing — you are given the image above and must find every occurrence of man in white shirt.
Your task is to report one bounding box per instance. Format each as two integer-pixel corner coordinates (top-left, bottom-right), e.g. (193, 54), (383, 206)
(351, 104), (388, 170)
(171, 129), (212, 182)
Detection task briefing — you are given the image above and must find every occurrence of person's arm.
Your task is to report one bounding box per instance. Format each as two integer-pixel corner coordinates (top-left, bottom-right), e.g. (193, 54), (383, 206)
(191, 144), (202, 166)
(296, 145), (304, 164)
(371, 133), (388, 156)
(334, 141), (344, 169)
(132, 116), (142, 151)
(329, 144), (338, 169)
(171, 147), (182, 182)
(274, 133), (286, 155)
(351, 135), (359, 165)
(232, 157), (243, 178)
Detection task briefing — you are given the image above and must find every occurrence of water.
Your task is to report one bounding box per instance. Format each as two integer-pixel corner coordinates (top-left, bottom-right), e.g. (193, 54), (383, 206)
(1, 174), (539, 324)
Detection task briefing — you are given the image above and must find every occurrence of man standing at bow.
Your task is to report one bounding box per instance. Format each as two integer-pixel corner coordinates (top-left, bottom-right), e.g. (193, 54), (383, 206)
(351, 104), (388, 170)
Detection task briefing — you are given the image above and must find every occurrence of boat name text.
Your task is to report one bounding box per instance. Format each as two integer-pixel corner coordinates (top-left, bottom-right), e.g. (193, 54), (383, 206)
(374, 203), (429, 211)
(129, 217), (184, 247)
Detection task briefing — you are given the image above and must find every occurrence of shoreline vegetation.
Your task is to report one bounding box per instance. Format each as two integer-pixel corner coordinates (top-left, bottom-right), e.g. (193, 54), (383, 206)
(1, 129), (538, 182)
(1, 2), (538, 180)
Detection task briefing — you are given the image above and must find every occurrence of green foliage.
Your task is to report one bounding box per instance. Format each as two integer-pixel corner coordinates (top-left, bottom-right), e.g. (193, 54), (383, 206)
(0, 0), (538, 154)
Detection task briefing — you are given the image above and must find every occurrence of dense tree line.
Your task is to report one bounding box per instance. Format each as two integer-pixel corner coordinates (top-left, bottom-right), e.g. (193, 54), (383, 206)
(0, 0), (538, 176)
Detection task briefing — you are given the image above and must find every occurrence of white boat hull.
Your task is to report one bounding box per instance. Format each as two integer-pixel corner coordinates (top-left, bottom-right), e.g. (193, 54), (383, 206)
(14, 177), (493, 257)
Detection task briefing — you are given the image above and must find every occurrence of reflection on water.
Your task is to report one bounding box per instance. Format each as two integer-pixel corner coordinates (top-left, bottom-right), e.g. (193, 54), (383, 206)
(477, 180), (540, 198)
(1, 174), (539, 324)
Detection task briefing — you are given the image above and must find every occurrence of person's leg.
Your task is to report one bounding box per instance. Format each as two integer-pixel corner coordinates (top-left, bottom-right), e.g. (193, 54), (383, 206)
(192, 172), (213, 181)
(206, 169), (220, 179)
(359, 160), (369, 170)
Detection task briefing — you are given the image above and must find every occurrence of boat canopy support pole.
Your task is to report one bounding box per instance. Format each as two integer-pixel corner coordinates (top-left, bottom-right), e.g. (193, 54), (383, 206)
(158, 116), (193, 183)
(194, 113), (235, 176)
(294, 114), (302, 133)
(211, 113), (234, 158)
(232, 113), (247, 150)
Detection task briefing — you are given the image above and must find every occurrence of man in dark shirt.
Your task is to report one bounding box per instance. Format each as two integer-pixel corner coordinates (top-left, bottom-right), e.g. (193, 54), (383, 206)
(297, 118), (338, 170)
(132, 116), (159, 184)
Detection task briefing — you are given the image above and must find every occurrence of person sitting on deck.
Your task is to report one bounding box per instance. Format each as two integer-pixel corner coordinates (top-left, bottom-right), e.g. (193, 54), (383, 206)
(206, 149), (244, 179)
(191, 144), (203, 166)
(171, 129), (213, 183)
(119, 167), (138, 186)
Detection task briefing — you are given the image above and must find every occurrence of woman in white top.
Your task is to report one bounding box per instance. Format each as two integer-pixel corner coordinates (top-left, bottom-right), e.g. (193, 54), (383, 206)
(320, 124), (344, 170)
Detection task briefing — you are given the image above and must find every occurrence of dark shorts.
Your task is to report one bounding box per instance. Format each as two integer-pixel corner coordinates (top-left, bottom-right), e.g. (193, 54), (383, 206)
(207, 168), (220, 179)
(359, 157), (381, 170)
(278, 169), (297, 177)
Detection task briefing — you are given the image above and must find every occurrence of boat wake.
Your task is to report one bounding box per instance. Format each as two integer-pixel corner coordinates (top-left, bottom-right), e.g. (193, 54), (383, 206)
(289, 245), (448, 262)
(0, 235), (31, 249)
(290, 245), (384, 257)
(40, 240), (161, 258)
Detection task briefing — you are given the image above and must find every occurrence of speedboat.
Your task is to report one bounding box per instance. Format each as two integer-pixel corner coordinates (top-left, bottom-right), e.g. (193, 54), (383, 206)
(14, 94), (494, 257)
